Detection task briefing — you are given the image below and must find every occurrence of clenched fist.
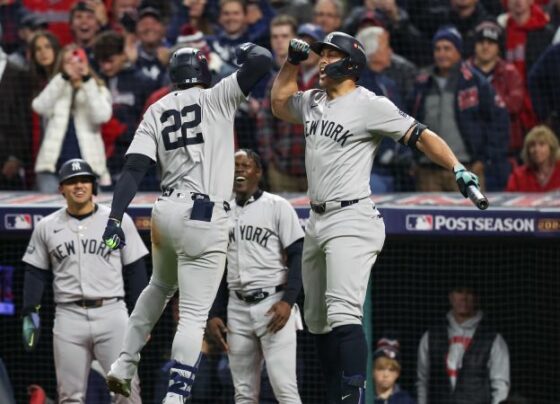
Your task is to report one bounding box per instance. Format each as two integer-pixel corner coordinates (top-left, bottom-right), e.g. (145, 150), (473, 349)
(288, 39), (310, 65)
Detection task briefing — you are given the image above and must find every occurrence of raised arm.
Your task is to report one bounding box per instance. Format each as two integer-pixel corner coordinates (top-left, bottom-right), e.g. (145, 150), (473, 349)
(271, 39), (309, 124)
(235, 43), (273, 96)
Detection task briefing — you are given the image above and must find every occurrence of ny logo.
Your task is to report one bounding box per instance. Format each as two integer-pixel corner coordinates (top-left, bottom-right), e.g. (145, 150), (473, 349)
(72, 162), (81, 171)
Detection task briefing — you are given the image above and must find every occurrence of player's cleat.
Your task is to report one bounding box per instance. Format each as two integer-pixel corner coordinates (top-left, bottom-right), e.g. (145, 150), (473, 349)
(106, 373), (132, 398)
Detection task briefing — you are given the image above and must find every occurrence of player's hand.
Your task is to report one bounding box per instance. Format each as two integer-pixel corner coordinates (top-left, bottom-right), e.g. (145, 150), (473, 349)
(287, 39), (310, 65)
(103, 218), (126, 250)
(207, 317), (229, 352)
(453, 163), (480, 198)
(235, 42), (256, 65)
(22, 307), (41, 352)
(266, 300), (291, 333)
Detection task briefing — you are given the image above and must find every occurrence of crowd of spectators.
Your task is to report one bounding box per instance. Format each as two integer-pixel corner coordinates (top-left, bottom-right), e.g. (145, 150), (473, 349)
(0, 0), (559, 193)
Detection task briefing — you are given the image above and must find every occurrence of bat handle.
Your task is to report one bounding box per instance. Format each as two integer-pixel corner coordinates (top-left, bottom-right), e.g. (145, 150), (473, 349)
(467, 185), (489, 210)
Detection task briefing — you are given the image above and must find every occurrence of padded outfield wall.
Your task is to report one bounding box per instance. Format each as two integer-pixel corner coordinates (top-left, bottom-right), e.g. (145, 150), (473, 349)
(0, 192), (559, 403)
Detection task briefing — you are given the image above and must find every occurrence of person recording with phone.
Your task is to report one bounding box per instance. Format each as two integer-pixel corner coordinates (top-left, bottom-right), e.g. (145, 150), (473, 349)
(33, 44), (112, 193)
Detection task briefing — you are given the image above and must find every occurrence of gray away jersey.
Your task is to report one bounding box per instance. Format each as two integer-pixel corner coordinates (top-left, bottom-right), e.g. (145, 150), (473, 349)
(127, 73), (246, 200)
(288, 86), (415, 202)
(227, 192), (304, 291)
(22, 204), (148, 303)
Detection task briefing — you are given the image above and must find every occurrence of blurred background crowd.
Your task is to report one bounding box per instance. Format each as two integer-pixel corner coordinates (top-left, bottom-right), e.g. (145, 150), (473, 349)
(0, 0), (559, 194)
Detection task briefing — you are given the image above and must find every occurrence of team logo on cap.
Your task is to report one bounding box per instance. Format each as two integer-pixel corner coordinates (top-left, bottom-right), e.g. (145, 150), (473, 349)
(72, 161), (81, 171)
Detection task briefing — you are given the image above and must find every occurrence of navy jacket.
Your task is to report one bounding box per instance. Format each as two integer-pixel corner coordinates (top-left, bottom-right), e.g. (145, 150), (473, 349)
(528, 43), (560, 134)
(374, 385), (416, 404)
(409, 62), (509, 168)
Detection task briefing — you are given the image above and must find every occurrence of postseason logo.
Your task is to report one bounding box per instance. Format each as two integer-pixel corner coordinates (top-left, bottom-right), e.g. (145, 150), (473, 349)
(4, 214), (33, 230)
(406, 214), (434, 231)
(406, 214), (534, 233)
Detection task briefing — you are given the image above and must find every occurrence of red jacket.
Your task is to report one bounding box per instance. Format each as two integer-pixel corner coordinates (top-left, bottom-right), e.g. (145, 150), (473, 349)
(469, 58), (526, 153)
(506, 160), (560, 191)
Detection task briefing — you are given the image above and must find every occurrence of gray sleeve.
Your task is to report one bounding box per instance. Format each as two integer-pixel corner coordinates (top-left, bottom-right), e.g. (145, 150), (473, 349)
(21, 222), (50, 270)
(416, 331), (429, 404)
(276, 198), (305, 248)
(204, 73), (246, 118)
(286, 91), (306, 124)
(489, 334), (510, 404)
(126, 109), (158, 161)
(120, 214), (149, 266)
(366, 96), (416, 142)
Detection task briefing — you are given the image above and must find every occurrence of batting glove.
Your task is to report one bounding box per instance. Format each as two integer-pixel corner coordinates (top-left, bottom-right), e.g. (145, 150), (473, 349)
(22, 306), (41, 352)
(453, 163), (480, 198)
(288, 38), (310, 65)
(103, 218), (126, 250)
(235, 42), (256, 65)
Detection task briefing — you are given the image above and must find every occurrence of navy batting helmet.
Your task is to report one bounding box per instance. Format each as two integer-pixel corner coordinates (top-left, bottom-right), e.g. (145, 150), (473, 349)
(310, 31), (366, 80)
(58, 158), (98, 195)
(169, 47), (212, 88)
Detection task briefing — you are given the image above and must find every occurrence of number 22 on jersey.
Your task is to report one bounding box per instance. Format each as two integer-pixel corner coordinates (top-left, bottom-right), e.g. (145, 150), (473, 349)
(160, 104), (204, 151)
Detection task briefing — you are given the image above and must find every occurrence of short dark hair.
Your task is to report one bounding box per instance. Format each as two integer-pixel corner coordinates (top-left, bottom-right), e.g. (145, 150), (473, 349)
(236, 149), (262, 171)
(270, 14), (298, 35)
(92, 30), (124, 61)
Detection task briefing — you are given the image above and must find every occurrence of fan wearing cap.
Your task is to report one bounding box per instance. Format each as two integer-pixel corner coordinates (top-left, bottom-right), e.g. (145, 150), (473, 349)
(372, 338), (415, 404)
(272, 30), (481, 403)
(7, 14), (49, 70)
(131, 7), (170, 87)
(410, 26), (510, 193)
(468, 21), (526, 184)
(416, 283), (510, 404)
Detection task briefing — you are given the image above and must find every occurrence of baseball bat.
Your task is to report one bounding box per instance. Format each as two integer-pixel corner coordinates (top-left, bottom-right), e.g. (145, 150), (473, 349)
(467, 185), (489, 210)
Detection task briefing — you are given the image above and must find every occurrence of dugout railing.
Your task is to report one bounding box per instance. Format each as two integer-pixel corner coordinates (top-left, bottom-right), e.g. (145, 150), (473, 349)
(1, 191), (559, 403)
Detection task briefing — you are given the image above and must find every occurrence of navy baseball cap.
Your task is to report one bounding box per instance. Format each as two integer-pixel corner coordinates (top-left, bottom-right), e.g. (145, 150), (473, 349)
(297, 23), (325, 42)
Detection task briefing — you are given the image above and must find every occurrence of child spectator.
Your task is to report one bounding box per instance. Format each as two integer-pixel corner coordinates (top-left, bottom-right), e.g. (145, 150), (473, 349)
(372, 336), (416, 404)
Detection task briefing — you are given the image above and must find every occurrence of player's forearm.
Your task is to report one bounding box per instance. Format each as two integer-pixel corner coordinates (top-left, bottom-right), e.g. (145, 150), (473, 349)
(23, 265), (48, 312)
(282, 238), (303, 306)
(271, 62), (299, 118)
(123, 258), (149, 309)
(109, 154), (154, 221)
(416, 129), (460, 171)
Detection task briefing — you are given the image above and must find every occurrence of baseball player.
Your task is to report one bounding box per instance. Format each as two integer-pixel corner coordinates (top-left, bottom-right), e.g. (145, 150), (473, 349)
(207, 149), (304, 403)
(100, 44), (273, 404)
(270, 32), (482, 403)
(21, 158), (148, 404)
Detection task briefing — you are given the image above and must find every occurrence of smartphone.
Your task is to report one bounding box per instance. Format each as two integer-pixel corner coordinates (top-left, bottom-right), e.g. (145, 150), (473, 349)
(72, 48), (87, 63)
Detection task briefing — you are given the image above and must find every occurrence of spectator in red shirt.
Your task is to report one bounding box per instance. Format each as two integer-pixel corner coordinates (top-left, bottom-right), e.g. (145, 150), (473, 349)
(506, 125), (560, 191)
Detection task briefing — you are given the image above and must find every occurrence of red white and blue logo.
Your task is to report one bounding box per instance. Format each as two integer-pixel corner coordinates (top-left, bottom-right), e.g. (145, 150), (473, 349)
(406, 214), (434, 231)
(4, 214), (33, 230)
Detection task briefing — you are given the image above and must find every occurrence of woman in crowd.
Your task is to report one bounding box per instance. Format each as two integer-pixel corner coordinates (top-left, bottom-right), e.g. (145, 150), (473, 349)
(28, 31), (61, 169)
(506, 125), (560, 192)
(32, 43), (112, 193)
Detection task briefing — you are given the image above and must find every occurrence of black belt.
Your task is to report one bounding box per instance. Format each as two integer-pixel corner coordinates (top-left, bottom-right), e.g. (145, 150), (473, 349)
(310, 199), (360, 214)
(71, 297), (122, 308)
(162, 189), (230, 211)
(235, 285), (285, 304)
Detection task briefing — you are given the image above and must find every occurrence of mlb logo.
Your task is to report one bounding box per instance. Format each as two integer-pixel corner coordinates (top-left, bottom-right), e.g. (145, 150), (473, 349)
(406, 214), (433, 231)
(5, 214), (33, 230)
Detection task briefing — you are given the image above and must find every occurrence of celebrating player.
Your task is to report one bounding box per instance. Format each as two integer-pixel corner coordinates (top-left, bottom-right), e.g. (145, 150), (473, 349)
(270, 32), (482, 403)
(21, 158), (148, 403)
(101, 44), (273, 403)
(207, 149), (304, 403)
